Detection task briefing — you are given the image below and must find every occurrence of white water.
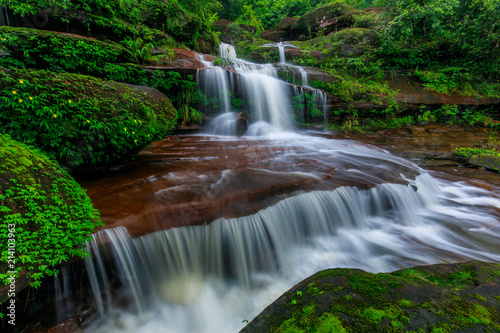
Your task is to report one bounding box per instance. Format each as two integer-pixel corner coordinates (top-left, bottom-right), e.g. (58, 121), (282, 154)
(201, 42), (335, 134)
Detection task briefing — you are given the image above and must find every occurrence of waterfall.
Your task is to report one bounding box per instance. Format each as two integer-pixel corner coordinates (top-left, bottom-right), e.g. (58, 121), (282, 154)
(278, 41), (286, 65)
(199, 42), (335, 134)
(84, 172), (500, 332)
(75, 38), (500, 333)
(197, 54), (232, 114)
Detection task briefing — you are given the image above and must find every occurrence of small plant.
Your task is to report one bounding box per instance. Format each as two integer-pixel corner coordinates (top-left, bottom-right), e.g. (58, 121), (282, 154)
(120, 36), (154, 64)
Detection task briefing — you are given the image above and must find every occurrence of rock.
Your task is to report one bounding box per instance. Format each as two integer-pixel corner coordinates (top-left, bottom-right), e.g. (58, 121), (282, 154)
(207, 112), (249, 135)
(213, 19), (257, 44)
(327, 27), (379, 57)
(290, 3), (358, 40)
(213, 19), (234, 30)
(0, 67), (176, 169)
(260, 17), (300, 42)
(454, 149), (500, 173)
(388, 75), (499, 107)
(467, 154), (500, 172)
(241, 261), (500, 332)
(0, 135), (101, 305)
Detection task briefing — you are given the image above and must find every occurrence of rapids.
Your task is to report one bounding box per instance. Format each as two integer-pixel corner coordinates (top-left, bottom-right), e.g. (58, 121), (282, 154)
(76, 44), (500, 333)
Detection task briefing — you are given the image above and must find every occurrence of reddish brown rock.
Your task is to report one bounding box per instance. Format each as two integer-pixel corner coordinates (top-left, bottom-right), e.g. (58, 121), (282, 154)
(81, 135), (416, 237)
(260, 17), (300, 42)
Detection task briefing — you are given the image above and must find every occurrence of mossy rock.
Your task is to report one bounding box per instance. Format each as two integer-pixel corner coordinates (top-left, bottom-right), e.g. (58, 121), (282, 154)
(290, 3), (358, 40)
(0, 134), (102, 301)
(308, 27), (378, 58)
(241, 261), (500, 332)
(454, 148), (500, 172)
(0, 26), (134, 69)
(0, 67), (176, 169)
(236, 38), (280, 63)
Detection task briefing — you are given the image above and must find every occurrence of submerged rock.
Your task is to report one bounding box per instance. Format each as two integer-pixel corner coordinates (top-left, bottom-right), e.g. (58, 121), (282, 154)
(241, 261), (500, 332)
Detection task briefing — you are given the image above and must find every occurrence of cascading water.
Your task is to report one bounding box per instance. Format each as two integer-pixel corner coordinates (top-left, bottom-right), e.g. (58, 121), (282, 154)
(83, 169), (500, 333)
(75, 42), (500, 333)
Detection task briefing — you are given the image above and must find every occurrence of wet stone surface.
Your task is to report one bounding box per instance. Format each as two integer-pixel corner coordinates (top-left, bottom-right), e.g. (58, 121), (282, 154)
(329, 124), (500, 190)
(80, 133), (421, 237)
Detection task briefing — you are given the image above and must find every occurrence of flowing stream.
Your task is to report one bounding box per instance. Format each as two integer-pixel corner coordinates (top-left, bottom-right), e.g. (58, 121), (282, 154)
(77, 44), (500, 333)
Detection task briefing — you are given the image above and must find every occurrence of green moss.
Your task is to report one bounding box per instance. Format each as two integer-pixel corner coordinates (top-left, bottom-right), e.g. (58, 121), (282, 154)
(399, 299), (416, 309)
(362, 307), (386, 323)
(0, 134), (103, 295)
(316, 313), (346, 333)
(475, 293), (488, 303)
(244, 262), (500, 333)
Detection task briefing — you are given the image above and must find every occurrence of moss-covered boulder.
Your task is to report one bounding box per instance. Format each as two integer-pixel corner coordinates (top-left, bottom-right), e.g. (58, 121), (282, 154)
(213, 19), (257, 44)
(454, 148), (500, 172)
(0, 26), (134, 70)
(241, 261), (500, 332)
(290, 3), (358, 40)
(0, 134), (102, 302)
(0, 0), (215, 53)
(309, 27), (379, 58)
(0, 67), (176, 169)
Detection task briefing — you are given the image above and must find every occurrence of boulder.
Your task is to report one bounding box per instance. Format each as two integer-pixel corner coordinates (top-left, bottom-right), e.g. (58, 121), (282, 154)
(0, 67), (176, 169)
(213, 19), (257, 44)
(260, 17), (300, 42)
(241, 261), (500, 332)
(290, 3), (358, 40)
(0, 134), (101, 305)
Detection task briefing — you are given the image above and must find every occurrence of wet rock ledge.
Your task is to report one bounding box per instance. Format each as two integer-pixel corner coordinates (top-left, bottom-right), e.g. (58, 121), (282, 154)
(241, 261), (500, 332)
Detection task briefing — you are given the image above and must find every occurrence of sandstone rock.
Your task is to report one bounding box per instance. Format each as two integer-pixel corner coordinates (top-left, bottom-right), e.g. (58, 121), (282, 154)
(260, 17), (300, 42)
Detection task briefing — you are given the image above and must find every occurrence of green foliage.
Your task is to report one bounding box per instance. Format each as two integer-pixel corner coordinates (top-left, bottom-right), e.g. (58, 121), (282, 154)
(150, 71), (206, 125)
(120, 36), (153, 64)
(377, 0), (500, 76)
(0, 134), (103, 289)
(0, 0), (219, 53)
(291, 92), (324, 125)
(0, 26), (134, 74)
(0, 67), (175, 168)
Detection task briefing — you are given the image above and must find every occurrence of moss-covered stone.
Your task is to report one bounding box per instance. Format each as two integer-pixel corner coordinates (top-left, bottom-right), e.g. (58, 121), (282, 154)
(453, 148), (500, 172)
(290, 3), (358, 40)
(314, 27), (379, 58)
(0, 67), (176, 169)
(241, 261), (500, 332)
(0, 134), (103, 301)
